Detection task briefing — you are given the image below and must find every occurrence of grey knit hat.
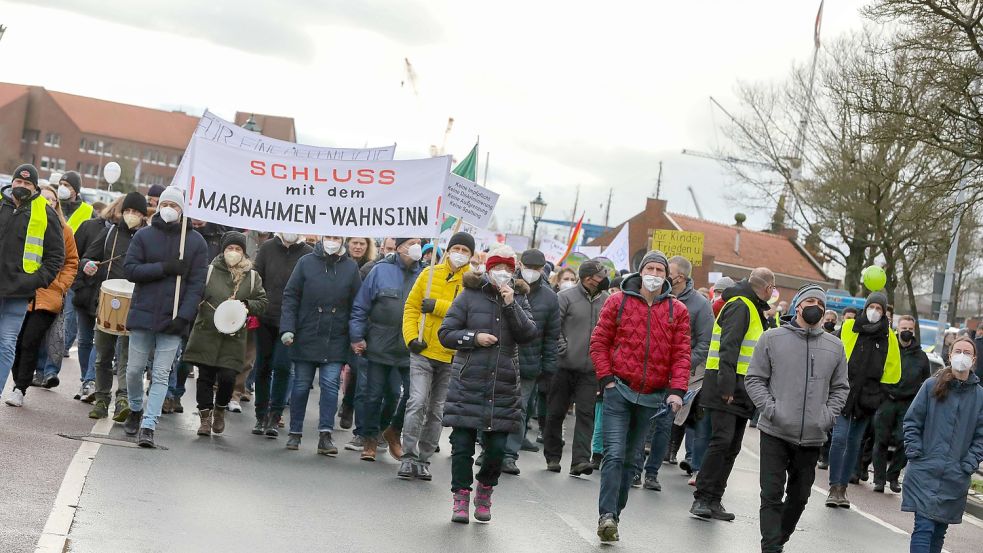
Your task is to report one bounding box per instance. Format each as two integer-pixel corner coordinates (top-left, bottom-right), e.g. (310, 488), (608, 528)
(638, 250), (669, 273)
(790, 283), (826, 311)
(864, 291), (888, 311)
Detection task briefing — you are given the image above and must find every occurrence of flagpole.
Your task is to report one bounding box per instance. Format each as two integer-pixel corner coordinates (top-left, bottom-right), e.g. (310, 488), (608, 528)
(483, 152), (490, 186)
(171, 214), (188, 319)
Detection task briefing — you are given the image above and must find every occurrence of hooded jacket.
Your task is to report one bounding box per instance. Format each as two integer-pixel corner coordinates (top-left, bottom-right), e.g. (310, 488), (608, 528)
(182, 256), (268, 371)
(439, 272), (538, 433)
(279, 241), (361, 364)
(401, 257), (469, 364)
(590, 273), (691, 398)
(29, 224), (78, 314)
(745, 320), (850, 447)
(73, 221), (141, 317)
(838, 296), (898, 418)
(515, 274), (560, 379)
(0, 186), (66, 298)
(350, 253), (422, 367)
(556, 282), (610, 373)
(902, 372), (983, 524)
(123, 214), (208, 334)
(701, 279), (771, 418)
(253, 236), (313, 328)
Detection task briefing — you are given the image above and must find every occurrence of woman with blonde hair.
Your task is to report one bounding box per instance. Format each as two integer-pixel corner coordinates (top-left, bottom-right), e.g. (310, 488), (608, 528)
(902, 336), (983, 552)
(5, 185), (79, 406)
(550, 267), (578, 292)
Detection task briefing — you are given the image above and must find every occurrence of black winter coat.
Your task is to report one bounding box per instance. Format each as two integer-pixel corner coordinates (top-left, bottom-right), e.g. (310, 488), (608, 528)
(74, 222), (140, 317)
(701, 280), (771, 419)
(279, 241), (361, 364)
(0, 186), (66, 298)
(124, 215), (208, 335)
(254, 237), (313, 328)
(439, 272), (538, 433)
(841, 313), (890, 418)
(887, 342), (932, 401)
(516, 276), (560, 379)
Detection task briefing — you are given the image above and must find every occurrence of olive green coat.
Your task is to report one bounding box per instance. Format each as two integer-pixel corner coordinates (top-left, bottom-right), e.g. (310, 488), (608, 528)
(183, 256), (268, 371)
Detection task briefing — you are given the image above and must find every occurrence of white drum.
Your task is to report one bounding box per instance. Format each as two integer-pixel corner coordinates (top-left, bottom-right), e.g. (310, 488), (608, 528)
(214, 299), (248, 335)
(97, 279), (135, 336)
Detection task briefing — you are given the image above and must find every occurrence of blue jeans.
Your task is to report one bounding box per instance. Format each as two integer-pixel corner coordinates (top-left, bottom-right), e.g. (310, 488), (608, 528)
(125, 330), (182, 430)
(352, 355), (370, 435)
(828, 415), (870, 487)
(910, 513), (947, 553)
(288, 361), (342, 435)
(0, 297), (30, 392)
(599, 388), (659, 518)
(685, 412), (712, 472)
(63, 288), (78, 354)
(360, 361), (407, 437)
(75, 310), (97, 381)
(642, 406), (674, 478)
(592, 401), (604, 455)
(166, 341), (189, 399)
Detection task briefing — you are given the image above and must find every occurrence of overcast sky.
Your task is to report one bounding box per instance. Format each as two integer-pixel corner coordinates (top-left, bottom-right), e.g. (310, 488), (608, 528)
(1, 0), (867, 239)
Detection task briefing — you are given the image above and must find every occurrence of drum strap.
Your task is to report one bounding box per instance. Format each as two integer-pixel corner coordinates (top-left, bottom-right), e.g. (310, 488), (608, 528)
(106, 227), (120, 277)
(205, 266), (256, 302)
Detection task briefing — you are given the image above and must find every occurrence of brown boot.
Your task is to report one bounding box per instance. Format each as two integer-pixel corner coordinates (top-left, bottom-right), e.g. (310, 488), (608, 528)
(212, 406), (227, 434)
(361, 436), (378, 461)
(836, 485), (851, 509)
(382, 426), (403, 460)
(197, 409), (212, 436)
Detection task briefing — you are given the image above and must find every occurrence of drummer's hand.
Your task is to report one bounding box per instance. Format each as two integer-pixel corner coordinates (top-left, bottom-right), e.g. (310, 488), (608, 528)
(351, 340), (367, 355)
(162, 259), (187, 276)
(162, 317), (189, 336)
(83, 261), (98, 276)
(281, 332), (295, 346)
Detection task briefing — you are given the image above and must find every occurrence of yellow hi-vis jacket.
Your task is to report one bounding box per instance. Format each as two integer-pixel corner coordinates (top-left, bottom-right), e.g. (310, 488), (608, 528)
(839, 318), (901, 384)
(65, 202), (93, 234)
(706, 295), (764, 375)
(23, 196), (49, 274)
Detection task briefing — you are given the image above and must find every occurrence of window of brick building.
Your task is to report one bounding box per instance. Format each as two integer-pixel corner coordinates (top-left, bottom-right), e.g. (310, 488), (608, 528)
(44, 132), (61, 148)
(22, 129), (39, 144)
(40, 156), (50, 170)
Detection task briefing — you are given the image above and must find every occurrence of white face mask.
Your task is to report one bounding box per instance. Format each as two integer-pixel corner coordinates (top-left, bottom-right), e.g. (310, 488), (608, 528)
(123, 213), (143, 229)
(559, 280), (576, 291)
(57, 185), (73, 200)
(322, 239), (342, 255)
(489, 269), (512, 287)
(158, 206), (180, 223)
(866, 307), (882, 323)
(405, 243), (423, 261)
(521, 268), (541, 283)
(951, 353), (974, 372)
(280, 233), (298, 244)
(642, 275), (664, 292)
(448, 252), (470, 268)
(224, 250), (243, 267)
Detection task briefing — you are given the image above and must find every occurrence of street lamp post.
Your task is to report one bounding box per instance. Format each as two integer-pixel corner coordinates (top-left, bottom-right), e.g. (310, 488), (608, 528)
(529, 192), (547, 248)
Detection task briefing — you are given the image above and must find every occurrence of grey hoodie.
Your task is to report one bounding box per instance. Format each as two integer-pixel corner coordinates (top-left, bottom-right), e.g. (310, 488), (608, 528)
(556, 283), (610, 373)
(745, 321), (850, 447)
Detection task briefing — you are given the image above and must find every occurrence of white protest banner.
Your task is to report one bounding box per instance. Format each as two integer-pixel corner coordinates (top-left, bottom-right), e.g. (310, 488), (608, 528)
(576, 246), (602, 258)
(171, 109), (396, 188)
(539, 238), (568, 265)
(441, 174), (500, 229)
(601, 223), (631, 271)
(184, 136), (450, 237)
(506, 234), (531, 253)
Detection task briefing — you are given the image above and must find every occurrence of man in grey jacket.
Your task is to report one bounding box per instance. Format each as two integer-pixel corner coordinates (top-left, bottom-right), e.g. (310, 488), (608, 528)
(639, 255), (714, 490)
(745, 284), (849, 553)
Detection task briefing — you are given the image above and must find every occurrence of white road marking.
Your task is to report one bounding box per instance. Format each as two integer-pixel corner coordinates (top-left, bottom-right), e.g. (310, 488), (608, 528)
(35, 417), (111, 552)
(555, 511), (599, 545)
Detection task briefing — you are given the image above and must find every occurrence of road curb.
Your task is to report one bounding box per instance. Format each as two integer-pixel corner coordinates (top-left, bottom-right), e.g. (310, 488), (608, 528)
(966, 495), (983, 520)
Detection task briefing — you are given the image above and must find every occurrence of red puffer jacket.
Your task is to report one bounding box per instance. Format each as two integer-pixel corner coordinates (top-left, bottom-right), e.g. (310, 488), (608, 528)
(590, 273), (691, 397)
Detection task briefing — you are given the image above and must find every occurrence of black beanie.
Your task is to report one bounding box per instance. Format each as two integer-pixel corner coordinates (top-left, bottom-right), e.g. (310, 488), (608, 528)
(147, 184), (166, 198)
(12, 164), (39, 188)
(60, 171), (83, 194)
(121, 191), (148, 216)
(221, 231), (248, 252)
(447, 232), (475, 255)
(394, 237), (415, 249)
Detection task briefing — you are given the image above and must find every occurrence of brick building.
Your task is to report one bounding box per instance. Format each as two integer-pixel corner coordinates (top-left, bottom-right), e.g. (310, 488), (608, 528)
(589, 197), (835, 300)
(0, 82), (295, 192)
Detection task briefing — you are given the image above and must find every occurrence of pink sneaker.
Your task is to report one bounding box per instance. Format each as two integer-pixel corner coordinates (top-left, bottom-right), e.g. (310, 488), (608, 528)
(452, 490), (470, 524)
(688, 471), (698, 487)
(474, 483), (494, 522)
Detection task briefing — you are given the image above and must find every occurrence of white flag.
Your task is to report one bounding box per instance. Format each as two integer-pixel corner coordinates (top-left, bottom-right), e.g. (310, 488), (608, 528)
(601, 223), (631, 271)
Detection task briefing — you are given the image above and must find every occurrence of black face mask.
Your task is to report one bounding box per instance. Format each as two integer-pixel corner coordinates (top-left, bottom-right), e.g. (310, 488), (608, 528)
(11, 186), (32, 202)
(823, 321), (836, 332)
(596, 277), (610, 292)
(802, 305), (824, 326)
(900, 330), (914, 343)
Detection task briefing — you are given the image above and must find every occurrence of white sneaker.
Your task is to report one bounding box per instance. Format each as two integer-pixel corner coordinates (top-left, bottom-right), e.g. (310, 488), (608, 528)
(228, 400), (242, 413)
(5, 389), (24, 407)
(79, 381), (96, 403)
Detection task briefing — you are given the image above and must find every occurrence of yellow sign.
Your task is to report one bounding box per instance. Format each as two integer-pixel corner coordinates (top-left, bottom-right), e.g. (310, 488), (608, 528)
(650, 230), (704, 267)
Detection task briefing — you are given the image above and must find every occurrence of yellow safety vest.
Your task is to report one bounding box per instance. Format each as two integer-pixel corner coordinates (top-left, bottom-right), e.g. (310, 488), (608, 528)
(23, 195), (49, 274)
(839, 318), (901, 385)
(706, 295), (764, 375)
(66, 202), (93, 234)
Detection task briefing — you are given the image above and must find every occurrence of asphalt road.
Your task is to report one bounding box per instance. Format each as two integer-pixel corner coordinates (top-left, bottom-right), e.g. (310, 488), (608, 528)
(4, 355), (983, 552)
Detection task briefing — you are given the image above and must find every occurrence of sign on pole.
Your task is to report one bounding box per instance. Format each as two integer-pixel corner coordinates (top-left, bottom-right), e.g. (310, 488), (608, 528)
(441, 174), (499, 229)
(651, 229), (704, 266)
(171, 109), (396, 189)
(184, 136), (449, 237)
(539, 238), (568, 265)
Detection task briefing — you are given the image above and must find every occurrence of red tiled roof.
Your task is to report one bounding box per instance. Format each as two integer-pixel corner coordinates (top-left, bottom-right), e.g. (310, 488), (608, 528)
(669, 212), (827, 281)
(47, 90), (198, 150)
(0, 83), (28, 109)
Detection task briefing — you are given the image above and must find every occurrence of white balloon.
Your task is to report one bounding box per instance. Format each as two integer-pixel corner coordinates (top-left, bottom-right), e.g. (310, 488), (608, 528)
(103, 161), (122, 185)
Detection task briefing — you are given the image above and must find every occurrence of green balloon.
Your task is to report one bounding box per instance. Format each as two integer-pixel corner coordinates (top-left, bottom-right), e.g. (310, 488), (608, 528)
(862, 265), (887, 292)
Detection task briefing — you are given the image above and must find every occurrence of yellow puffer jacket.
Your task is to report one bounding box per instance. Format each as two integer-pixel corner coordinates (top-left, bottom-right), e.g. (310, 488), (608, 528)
(402, 259), (468, 363)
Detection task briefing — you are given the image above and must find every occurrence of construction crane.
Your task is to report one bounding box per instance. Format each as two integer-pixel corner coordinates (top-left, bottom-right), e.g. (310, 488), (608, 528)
(401, 58), (419, 96)
(429, 117), (454, 157)
(687, 186), (704, 219)
(681, 148), (774, 170)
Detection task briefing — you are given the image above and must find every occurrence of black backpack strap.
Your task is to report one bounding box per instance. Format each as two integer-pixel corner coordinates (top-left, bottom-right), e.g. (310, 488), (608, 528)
(616, 293), (629, 325)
